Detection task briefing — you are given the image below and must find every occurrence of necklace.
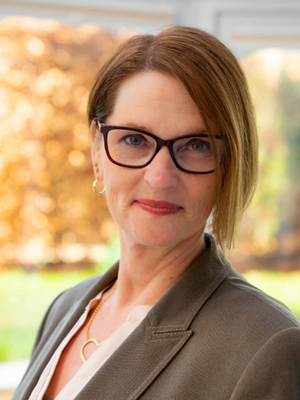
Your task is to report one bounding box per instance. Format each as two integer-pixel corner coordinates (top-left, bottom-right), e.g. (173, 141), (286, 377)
(80, 280), (118, 363)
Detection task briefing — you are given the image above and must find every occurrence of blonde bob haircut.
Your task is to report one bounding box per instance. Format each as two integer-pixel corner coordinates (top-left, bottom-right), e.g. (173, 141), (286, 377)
(88, 25), (259, 252)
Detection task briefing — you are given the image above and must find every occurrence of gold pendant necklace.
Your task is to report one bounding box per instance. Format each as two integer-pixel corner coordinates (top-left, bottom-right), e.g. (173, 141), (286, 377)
(80, 280), (118, 363)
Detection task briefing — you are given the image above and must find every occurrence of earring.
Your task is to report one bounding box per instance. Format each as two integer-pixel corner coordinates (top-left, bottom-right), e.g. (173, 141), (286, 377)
(93, 179), (105, 195)
(94, 163), (99, 173)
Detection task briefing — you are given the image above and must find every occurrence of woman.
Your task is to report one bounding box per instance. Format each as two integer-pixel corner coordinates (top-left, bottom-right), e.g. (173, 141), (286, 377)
(14, 26), (300, 400)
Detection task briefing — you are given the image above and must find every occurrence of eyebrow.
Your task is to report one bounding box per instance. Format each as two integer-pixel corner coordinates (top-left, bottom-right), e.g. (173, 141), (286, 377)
(118, 122), (209, 138)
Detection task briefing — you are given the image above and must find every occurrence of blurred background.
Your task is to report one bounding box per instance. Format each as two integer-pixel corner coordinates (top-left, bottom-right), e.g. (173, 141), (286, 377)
(0, 0), (299, 397)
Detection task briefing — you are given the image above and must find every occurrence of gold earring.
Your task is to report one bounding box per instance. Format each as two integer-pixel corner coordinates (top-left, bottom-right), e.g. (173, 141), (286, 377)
(94, 163), (99, 173)
(93, 179), (105, 195)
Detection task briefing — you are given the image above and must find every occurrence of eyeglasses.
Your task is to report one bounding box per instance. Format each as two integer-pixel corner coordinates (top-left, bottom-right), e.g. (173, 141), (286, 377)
(96, 120), (226, 174)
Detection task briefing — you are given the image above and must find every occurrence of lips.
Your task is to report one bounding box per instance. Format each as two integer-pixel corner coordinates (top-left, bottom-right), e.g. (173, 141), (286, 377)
(136, 199), (182, 216)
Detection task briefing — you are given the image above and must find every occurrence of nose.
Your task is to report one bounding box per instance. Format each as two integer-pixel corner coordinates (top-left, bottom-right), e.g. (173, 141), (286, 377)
(143, 146), (179, 189)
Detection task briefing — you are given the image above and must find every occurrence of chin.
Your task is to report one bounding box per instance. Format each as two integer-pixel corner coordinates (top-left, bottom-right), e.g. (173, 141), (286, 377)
(132, 226), (195, 249)
(140, 236), (179, 248)
(119, 223), (178, 249)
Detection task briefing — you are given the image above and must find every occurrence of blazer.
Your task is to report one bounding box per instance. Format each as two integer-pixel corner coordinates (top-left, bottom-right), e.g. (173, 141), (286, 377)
(13, 235), (300, 399)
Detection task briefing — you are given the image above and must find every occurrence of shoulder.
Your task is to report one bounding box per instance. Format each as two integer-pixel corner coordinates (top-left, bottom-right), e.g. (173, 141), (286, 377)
(41, 274), (101, 324)
(31, 274), (102, 352)
(44, 261), (119, 322)
(53, 275), (101, 312)
(191, 265), (300, 357)
(188, 257), (299, 360)
(185, 262), (300, 397)
(193, 235), (299, 331)
(222, 268), (300, 328)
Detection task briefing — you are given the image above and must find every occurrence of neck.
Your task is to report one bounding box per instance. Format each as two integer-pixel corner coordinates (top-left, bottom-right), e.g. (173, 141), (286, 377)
(114, 232), (206, 310)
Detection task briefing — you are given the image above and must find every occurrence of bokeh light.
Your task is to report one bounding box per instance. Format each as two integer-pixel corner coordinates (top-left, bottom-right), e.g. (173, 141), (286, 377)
(0, 16), (132, 269)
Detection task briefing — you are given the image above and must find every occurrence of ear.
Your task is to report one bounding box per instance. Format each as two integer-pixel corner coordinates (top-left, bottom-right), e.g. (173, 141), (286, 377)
(90, 120), (104, 181)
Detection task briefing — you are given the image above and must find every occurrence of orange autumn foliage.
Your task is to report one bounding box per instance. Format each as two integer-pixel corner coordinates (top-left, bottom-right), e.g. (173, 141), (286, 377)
(0, 16), (136, 268)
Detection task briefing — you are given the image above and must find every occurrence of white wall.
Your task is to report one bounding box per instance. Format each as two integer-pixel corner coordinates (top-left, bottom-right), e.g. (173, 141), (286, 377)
(0, 0), (175, 32)
(0, 0), (299, 55)
(179, 0), (300, 57)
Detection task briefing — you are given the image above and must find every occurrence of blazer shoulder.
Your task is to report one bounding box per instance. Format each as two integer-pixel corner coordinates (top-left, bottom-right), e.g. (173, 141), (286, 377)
(45, 274), (102, 322)
(223, 268), (300, 328)
(58, 275), (102, 306)
(31, 274), (102, 353)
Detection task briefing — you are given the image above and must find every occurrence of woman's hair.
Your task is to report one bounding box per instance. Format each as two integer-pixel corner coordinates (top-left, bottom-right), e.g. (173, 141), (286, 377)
(88, 25), (259, 252)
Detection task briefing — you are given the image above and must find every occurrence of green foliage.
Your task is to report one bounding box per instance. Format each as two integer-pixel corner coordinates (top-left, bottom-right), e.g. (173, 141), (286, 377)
(95, 235), (120, 271)
(238, 50), (300, 256)
(0, 267), (104, 361)
(243, 270), (300, 317)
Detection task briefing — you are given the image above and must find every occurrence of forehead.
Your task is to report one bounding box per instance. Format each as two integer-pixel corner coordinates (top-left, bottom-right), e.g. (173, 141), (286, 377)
(107, 71), (205, 134)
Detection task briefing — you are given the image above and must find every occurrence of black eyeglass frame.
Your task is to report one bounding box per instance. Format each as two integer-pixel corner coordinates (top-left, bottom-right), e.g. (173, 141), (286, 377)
(96, 119), (226, 174)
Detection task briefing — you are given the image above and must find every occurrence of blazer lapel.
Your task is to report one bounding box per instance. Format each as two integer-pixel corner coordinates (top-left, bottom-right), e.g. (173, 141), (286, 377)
(76, 235), (230, 400)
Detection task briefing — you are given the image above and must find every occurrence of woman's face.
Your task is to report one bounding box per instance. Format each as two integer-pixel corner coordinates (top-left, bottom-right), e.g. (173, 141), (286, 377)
(91, 71), (217, 250)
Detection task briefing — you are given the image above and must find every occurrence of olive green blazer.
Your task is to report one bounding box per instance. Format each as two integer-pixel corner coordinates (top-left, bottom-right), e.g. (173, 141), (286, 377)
(13, 235), (300, 399)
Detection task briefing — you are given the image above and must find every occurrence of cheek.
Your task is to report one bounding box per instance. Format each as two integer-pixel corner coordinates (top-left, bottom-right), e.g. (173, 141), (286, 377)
(192, 179), (217, 217)
(102, 163), (131, 213)
(206, 181), (217, 206)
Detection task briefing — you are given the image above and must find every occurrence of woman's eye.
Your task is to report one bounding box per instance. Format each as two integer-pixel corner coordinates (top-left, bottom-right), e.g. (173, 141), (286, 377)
(188, 139), (210, 151)
(124, 134), (144, 146)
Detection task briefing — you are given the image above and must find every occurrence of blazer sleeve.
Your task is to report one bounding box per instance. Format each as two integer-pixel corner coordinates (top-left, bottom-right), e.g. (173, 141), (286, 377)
(230, 327), (300, 399)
